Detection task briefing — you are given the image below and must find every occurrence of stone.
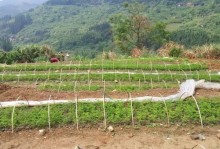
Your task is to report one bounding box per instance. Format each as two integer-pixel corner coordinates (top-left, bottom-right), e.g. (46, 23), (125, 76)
(190, 134), (205, 141)
(217, 133), (220, 139)
(198, 134), (206, 140)
(107, 125), (114, 132)
(190, 134), (199, 140)
(114, 80), (118, 83)
(128, 133), (134, 138)
(75, 146), (82, 149)
(85, 145), (99, 149)
(38, 129), (46, 136)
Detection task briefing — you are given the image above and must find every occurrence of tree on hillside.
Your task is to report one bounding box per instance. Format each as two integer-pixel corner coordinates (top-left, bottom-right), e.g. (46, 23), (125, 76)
(110, 1), (170, 54)
(110, 2), (150, 54)
(0, 37), (13, 52)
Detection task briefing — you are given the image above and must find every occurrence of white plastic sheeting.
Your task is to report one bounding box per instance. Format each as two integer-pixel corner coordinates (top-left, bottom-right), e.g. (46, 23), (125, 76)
(0, 79), (220, 108)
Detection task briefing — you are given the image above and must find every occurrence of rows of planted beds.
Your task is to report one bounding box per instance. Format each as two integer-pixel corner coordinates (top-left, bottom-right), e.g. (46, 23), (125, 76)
(0, 62), (206, 72)
(38, 81), (178, 92)
(0, 99), (219, 129)
(1, 72), (219, 82)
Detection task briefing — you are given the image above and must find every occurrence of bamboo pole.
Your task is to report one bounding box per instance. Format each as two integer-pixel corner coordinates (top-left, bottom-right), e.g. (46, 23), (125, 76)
(151, 78), (153, 89)
(11, 96), (21, 133)
(168, 70), (173, 80)
(103, 93), (107, 129)
(182, 70), (188, 79)
(138, 79), (141, 90)
(192, 95), (203, 128)
(103, 80), (106, 92)
(75, 94), (79, 130)
(48, 95), (52, 131)
(129, 93), (135, 128)
(159, 93), (170, 127)
(163, 80), (167, 89)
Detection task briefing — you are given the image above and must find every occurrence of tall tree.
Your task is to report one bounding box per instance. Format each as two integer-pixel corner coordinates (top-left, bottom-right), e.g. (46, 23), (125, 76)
(110, 2), (150, 54)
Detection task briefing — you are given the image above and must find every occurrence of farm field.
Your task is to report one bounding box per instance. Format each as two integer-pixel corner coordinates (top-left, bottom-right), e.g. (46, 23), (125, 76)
(0, 57), (220, 149)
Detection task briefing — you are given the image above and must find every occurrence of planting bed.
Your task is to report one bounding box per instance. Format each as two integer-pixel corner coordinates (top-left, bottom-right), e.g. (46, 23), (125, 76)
(0, 57), (220, 149)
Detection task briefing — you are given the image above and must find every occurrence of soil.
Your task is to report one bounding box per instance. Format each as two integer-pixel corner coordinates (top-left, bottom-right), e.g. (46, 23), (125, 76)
(0, 126), (220, 149)
(0, 84), (220, 101)
(190, 58), (220, 71)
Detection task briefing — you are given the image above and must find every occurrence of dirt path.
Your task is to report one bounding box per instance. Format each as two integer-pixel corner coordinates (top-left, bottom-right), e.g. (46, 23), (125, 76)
(0, 126), (220, 149)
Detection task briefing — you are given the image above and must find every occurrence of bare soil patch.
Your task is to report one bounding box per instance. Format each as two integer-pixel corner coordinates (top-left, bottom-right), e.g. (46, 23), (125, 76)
(0, 126), (220, 149)
(190, 58), (220, 71)
(0, 83), (219, 101)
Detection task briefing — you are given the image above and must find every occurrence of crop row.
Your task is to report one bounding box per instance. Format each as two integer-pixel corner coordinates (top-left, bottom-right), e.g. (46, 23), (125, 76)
(1, 73), (219, 82)
(0, 99), (219, 129)
(38, 82), (177, 92)
(0, 63), (206, 72)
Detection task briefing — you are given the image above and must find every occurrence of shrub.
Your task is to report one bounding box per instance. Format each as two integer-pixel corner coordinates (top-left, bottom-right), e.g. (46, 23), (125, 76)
(169, 48), (183, 57)
(158, 41), (184, 57)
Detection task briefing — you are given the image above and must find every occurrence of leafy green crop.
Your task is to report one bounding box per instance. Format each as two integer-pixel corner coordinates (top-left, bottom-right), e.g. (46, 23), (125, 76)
(0, 98), (219, 129)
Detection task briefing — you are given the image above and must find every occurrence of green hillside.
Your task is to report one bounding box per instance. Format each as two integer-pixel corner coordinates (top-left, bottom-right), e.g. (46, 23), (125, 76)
(0, 0), (220, 57)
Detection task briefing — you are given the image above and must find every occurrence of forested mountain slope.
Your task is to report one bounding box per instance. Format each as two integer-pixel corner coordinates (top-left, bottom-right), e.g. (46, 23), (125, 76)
(0, 0), (47, 17)
(0, 0), (219, 57)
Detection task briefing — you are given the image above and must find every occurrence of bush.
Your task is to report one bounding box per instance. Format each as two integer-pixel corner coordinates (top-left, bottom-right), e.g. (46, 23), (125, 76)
(169, 48), (183, 57)
(193, 44), (220, 59)
(158, 41), (184, 57)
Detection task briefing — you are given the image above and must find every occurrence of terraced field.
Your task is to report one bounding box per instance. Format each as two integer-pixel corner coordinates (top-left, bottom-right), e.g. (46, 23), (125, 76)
(0, 57), (219, 130)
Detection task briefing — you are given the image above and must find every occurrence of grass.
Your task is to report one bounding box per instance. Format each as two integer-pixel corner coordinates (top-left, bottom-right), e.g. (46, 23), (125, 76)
(0, 98), (219, 129)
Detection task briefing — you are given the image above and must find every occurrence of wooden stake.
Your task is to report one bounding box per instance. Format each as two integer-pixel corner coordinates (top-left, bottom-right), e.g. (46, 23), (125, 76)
(163, 80), (167, 89)
(103, 93), (107, 129)
(128, 70), (131, 82)
(58, 80), (63, 93)
(138, 79), (141, 90)
(48, 95), (52, 131)
(159, 93), (170, 127)
(169, 70), (173, 80)
(182, 70), (188, 80)
(151, 78), (153, 89)
(75, 94), (79, 130)
(129, 93), (135, 128)
(150, 61), (153, 71)
(103, 80), (106, 92)
(11, 96), (21, 133)
(74, 81), (77, 92)
(192, 95), (203, 128)
(196, 70), (200, 80)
